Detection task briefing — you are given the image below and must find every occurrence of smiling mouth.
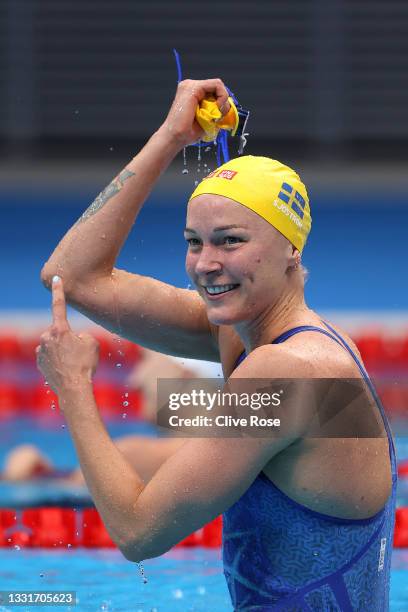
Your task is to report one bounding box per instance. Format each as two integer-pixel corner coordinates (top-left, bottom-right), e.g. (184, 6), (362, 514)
(204, 284), (239, 295)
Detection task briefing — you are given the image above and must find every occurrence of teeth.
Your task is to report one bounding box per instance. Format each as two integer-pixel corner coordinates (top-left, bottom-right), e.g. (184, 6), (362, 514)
(206, 284), (237, 295)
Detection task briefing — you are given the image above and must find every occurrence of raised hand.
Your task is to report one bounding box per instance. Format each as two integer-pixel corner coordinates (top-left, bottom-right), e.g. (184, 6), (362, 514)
(161, 78), (230, 148)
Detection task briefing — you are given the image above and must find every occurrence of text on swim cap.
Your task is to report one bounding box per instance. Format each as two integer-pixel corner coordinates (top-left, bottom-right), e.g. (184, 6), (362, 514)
(272, 199), (303, 228)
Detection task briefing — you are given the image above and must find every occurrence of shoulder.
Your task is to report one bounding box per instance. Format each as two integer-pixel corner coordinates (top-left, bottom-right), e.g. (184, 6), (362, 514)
(231, 328), (360, 380)
(216, 320), (362, 379)
(230, 343), (318, 379)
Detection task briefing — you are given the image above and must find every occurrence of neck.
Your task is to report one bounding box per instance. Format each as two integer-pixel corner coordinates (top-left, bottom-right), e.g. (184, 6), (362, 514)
(235, 278), (318, 354)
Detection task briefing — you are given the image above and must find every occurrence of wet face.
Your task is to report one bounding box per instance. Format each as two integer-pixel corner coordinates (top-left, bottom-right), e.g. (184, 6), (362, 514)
(185, 194), (294, 326)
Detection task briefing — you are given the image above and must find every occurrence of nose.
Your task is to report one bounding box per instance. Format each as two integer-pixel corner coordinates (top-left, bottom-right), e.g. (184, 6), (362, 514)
(194, 245), (223, 276)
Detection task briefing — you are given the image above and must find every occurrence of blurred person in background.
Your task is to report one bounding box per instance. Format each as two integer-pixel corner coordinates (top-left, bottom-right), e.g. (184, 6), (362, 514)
(1, 347), (219, 483)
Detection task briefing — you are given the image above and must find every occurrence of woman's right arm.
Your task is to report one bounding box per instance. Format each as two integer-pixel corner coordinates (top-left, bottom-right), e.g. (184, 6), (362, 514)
(41, 79), (230, 360)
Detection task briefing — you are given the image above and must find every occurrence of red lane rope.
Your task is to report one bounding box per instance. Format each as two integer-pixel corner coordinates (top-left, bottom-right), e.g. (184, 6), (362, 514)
(0, 508), (222, 549)
(1, 507), (407, 548)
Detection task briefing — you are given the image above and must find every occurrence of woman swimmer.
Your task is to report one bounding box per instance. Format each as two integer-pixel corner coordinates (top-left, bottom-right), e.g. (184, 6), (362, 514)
(38, 79), (397, 610)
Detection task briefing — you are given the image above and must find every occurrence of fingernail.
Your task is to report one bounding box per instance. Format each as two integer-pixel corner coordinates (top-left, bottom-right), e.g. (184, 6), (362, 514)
(52, 275), (60, 284)
(220, 101), (229, 115)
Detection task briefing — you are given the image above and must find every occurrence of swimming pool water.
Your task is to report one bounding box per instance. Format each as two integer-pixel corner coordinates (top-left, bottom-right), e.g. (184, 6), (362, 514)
(0, 547), (232, 611)
(0, 547), (407, 611)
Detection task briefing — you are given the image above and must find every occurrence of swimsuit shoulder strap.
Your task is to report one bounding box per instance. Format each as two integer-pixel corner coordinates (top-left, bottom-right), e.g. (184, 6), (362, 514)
(271, 324), (344, 347)
(234, 325), (343, 367)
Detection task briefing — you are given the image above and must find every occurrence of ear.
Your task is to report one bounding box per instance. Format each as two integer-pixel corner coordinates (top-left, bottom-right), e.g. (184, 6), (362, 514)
(288, 246), (301, 271)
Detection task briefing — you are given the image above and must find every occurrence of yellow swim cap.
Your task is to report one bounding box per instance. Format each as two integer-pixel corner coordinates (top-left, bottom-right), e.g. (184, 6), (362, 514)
(188, 156), (311, 252)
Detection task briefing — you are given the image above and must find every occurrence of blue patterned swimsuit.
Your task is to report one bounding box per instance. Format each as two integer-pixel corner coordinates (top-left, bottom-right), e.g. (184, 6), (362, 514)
(223, 322), (397, 611)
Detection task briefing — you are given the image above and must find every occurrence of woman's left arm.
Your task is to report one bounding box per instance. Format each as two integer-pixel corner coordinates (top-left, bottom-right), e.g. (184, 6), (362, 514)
(37, 277), (312, 563)
(60, 397), (282, 562)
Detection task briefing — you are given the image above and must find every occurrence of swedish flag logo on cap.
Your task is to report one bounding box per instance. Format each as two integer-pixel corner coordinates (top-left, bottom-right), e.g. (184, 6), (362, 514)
(278, 183), (306, 219)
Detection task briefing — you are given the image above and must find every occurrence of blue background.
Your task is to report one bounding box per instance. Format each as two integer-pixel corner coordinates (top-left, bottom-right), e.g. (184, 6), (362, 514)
(1, 189), (406, 312)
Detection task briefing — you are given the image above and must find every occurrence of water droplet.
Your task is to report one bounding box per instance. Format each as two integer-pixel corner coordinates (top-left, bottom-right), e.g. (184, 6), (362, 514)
(67, 543), (72, 548)
(172, 589), (183, 599)
(197, 586), (206, 595)
(51, 403), (56, 410)
(137, 562), (148, 583)
(122, 413), (127, 419)
(74, 110), (79, 115)
(116, 363), (122, 368)
(40, 573), (44, 578)
(14, 545), (20, 550)
(101, 234), (106, 239)
(123, 401), (129, 407)
(182, 147), (188, 175)
(61, 424), (65, 429)
(109, 147), (114, 152)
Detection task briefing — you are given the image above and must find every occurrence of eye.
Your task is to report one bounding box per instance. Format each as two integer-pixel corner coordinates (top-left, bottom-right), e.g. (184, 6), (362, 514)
(186, 237), (202, 247)
(224, 236), (243, 245)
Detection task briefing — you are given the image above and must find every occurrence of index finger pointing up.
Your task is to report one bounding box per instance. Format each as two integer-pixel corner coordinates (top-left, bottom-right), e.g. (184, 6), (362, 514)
(52, 275), (70, 330)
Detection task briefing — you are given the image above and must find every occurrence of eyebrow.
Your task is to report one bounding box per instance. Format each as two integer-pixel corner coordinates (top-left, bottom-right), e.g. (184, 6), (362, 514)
(184, 224), (247, 233)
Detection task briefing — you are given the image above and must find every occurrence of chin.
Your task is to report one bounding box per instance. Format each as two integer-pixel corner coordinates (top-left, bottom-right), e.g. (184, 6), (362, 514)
(206, 305), (250, 327)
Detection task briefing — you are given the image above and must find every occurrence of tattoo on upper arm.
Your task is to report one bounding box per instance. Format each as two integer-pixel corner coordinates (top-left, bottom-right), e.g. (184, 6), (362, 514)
(77, 169), (136, 223)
